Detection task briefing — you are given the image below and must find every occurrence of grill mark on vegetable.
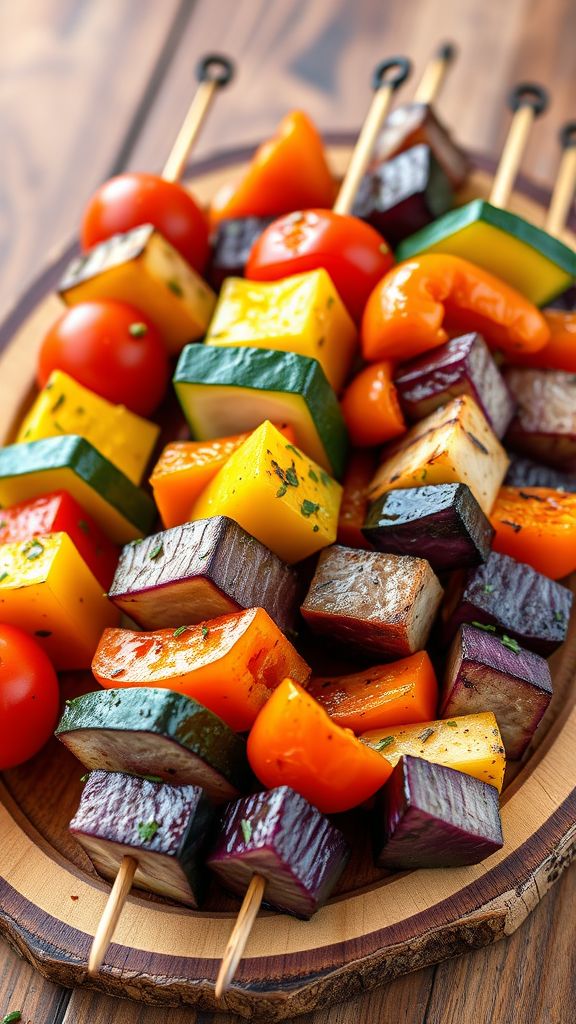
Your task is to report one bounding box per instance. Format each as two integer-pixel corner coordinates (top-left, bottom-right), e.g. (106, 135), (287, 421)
(500, 519), (522, 533)
(465, 430), (490, 454)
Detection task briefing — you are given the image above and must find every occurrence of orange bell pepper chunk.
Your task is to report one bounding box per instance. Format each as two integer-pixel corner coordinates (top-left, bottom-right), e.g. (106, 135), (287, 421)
(490, 485), (576, 580)
(337, 449), (377, 550)
(150, 423), (297, 529)
(341, 361), (406, 447)
(308, 651), (439, 733)
(247, 678), (393, 813)
(209, 111), (336, 224)
(504, 309), (576, 372)
(92, 608), (310, 732)
(362, 254), (550, 363)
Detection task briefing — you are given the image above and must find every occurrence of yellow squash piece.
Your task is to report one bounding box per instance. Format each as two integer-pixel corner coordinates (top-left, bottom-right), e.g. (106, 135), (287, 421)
(190, 420), (342, 563)
(205, 269), (357, 392)
(58, 225), (216, 354)
(368, 395), (509, 514)
(360, 711), (506, 791)
(0, 532), (120, 669)
(17, 371), (159, 485)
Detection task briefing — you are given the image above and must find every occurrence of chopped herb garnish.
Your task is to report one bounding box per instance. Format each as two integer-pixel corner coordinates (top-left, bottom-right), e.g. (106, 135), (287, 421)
(326, 295), (335, 309)
(23, 539), (44, 560)
(137, 820), (160, 843)
(129, 537), (145, 546)
(320, 470), (331, 487)
(0, 572), (8, 583)
(308, 469), (319, 483)
(0, 520), (6, 528)
(276, 484), (287, 498)
(142, 775), (163, 783)
(421, 469), (427, 481)
(375, 735), (395, 751)
(2, 1011), (23, 1023)
(445, 721), (458, 727)
(285, 443), (302, 459)
(483, 583), (495, 593)
(312, 524), (320, 532)
(51, 394), (66, 413)
(240, 819), (252, 843)
(80, 774), (89, 783)
(379, 243), (389, 255)
(554, 610), (565, 623)
(173, 625), (188, 638)
(301, 499), (320, 518)
(285, 466), (299, 487)
(35, 630), (52, 637)
(471, 621), (496, 632)
(129, 322), (148, 337)
(501, 635), (521, 653)
(149, 542), (164, 561)
(167, 279), (183, 296)
(418, 727), (435, 743)
(201, 625), (210, 639)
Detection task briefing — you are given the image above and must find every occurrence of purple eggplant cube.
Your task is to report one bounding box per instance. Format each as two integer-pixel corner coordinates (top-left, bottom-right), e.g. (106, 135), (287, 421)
(394, 333), (516, 438)
(209, 216), (273, 289)
(504, 368), (576, 471)
(373, 755), (503, 869)
(363, 483), (494, 571)
(505, 455), (576, 492)
(69, 770), (214, 906)
(206, 786), (349, 919)
(441, 624), (553, 759)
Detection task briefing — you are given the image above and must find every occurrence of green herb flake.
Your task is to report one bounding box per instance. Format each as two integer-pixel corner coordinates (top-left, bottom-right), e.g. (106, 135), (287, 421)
(240, 819), (252, 844)
(471, 621), (496, 633)
(137, 820), (160, 843)
(51, 394), (66, 413)
(417, 727), (435, 743)
(483, 583), (495, 593)
(554, 610), (565, 623)
(320, 470), (331, 487)
(129, 537), (145, 547)
(301, 499), (320, 518)
(312, 524), (320, 532)
(445, 720), (458, 728)
(375, 735), (395, 751)
(2, 1010), (23, 1023)
(285, 443), (303, 459)
(285, 466), (299, 487)
(0, 520), (6, 528)
(80, 774), (89, 783)
(501, 634), (521, 654)
(142, 775), (163, 783)
(129, 322), (148, 337)
(149, 542), (164, 561)
(167, 279), (183, 297)
(201, 625), (210, 639)
(326, 295), (335, 309)
(0, 572), (9, 583)
(23, 539), (44, 561)
(308, 469), (319, 483)
(173, 625), (188, 638)
(77, 520), (90, 534)
(276, 484), (287, 498)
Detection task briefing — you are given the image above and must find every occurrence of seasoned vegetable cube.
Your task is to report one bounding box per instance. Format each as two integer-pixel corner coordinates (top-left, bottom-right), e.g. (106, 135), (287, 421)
(205, 269), (357, 392)
(364, 483), (493, 572)
(441, 624), (552, 759)
(69, 770), (214, 906)
(503, 368), (576, 470)
(361, 711), (506, 791)
(209, 215), (273, 289)
(17, 371), (159, 485)
(59, 225), (216, 354)
(189, 421), (342, 564)
(207, 786), (349, 919)
(301, 545), (443, 658)
(394, 333), (516, 438)
(92, 608), (310, 732)
(0, 531), (119, 669)
(490, 486), (576, 579)
(108, 516), (298, 635)
(373, 755), (503, 868)
(368, 395), (509, 515)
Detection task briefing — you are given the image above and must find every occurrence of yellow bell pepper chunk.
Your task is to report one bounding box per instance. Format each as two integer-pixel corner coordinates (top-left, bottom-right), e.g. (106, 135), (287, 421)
(0, 532), (120, 669)
(360, 711), (506, 791)
(17, 371), (160, 485)
(205, 269), (357, 392)
(190, 420), (342, 563)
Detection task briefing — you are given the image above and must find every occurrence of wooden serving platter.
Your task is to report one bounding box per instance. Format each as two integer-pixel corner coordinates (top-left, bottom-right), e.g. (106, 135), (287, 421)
(0, 141), (575, 1021)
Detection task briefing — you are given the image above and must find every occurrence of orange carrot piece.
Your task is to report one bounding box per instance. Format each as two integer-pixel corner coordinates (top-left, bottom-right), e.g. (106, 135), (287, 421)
(337, 449), (377, 550)
(490, 485), (576, 580)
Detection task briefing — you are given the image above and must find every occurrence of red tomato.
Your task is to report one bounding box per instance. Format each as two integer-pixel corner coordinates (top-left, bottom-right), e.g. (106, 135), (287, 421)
(246, 209), (394, 322)
(0, 625), (60, 770)
(81, 173), (210, 273)
(37, 301), (170, 416)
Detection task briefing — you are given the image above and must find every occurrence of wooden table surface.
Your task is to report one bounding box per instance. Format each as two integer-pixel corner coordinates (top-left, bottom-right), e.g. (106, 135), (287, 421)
(1, 1), (575, 1021)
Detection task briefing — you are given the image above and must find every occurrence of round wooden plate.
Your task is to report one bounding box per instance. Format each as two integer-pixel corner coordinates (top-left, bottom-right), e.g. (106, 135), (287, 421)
(1, 141), (575, 1021)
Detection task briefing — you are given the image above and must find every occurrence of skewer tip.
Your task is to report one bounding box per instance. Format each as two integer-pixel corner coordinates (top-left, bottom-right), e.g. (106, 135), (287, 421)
(436, 41), (457, 63)
(560, 122), (576, 150)
(508, 82), (549, 117)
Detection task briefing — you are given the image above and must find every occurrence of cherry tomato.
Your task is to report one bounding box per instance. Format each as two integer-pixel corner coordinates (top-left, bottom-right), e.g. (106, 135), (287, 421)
(0, 624), (60, 770)
(37, 301), (170, 417)
(81, 173), (210, 273)
(246, 209), (394, 322)
(341, 361), (406, 447)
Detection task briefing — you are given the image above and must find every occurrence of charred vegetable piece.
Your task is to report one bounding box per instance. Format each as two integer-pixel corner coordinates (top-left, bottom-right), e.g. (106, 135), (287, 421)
(371, 103), (470, 188)
(490, 486), (576, 579)
(337, 450), (377, 550)
(373, 755), (503, 869)
(442, 550), (573, 656)
(505, 455), (576, 492)
(207, 786), (349, 918)
(549, 284), (576, 310)
(363, 483), (494, 572)
(503, 368), (576, 470)
(441, 624), (552, 760)
(108, 517), (298, 635)
(394, 333), (516, 439)
(361, 711), (506, 791)
(301, 545), (443, 658)
(308, 650), (438, 733)
(69, 770), (214, 906)
(92, 608), (310, 733)
(209, 216), (273, 289)
(247, 680), (392, 813)
(367, 396), (509, 516)
(353, 145), (453, 246)
(56, 687), (252, 803)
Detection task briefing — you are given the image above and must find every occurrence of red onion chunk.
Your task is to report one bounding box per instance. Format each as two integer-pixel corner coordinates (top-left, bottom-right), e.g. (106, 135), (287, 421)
(395, 333), (516, 438)
(505, 455), (576, 492)
(373, 755), (503, 869)
(441, 624), (552, 759)
(504, 368), (576, 471)
(206, 786), (349, 919)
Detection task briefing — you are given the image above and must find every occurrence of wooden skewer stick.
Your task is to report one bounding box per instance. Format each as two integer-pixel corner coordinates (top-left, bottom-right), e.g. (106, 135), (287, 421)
(546, 122), (576, 237)
(333, 56), (411, 216)
(88, 855), (138, 976)
(162, 53), (235, 182)
(413, 42), (457, 106)
(215, 874), (267, 998)
(490, 83), (549, 209)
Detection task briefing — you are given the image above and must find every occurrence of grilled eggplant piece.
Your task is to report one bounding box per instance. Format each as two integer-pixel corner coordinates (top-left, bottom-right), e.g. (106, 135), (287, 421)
(442, 551), (573, 656)
(206, 786), (349, 919)
(505, 455), (576, 492)
(370, 103), (470, 188)
(394, 333), (516, 439)
(441, 624), (552, 759)
(56, 688), (253, 803)
(108, 516), (298, 635)
(548, 285), (576, 310)
(363, 483), (493, 572)
(352, 144), (453, 245)
(504, 368), (576, 470)
(69, 771), (214, 906)
(209, 216), (273, 289)
(301, 545), (443, 658)
(373, 755), (503, 869)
